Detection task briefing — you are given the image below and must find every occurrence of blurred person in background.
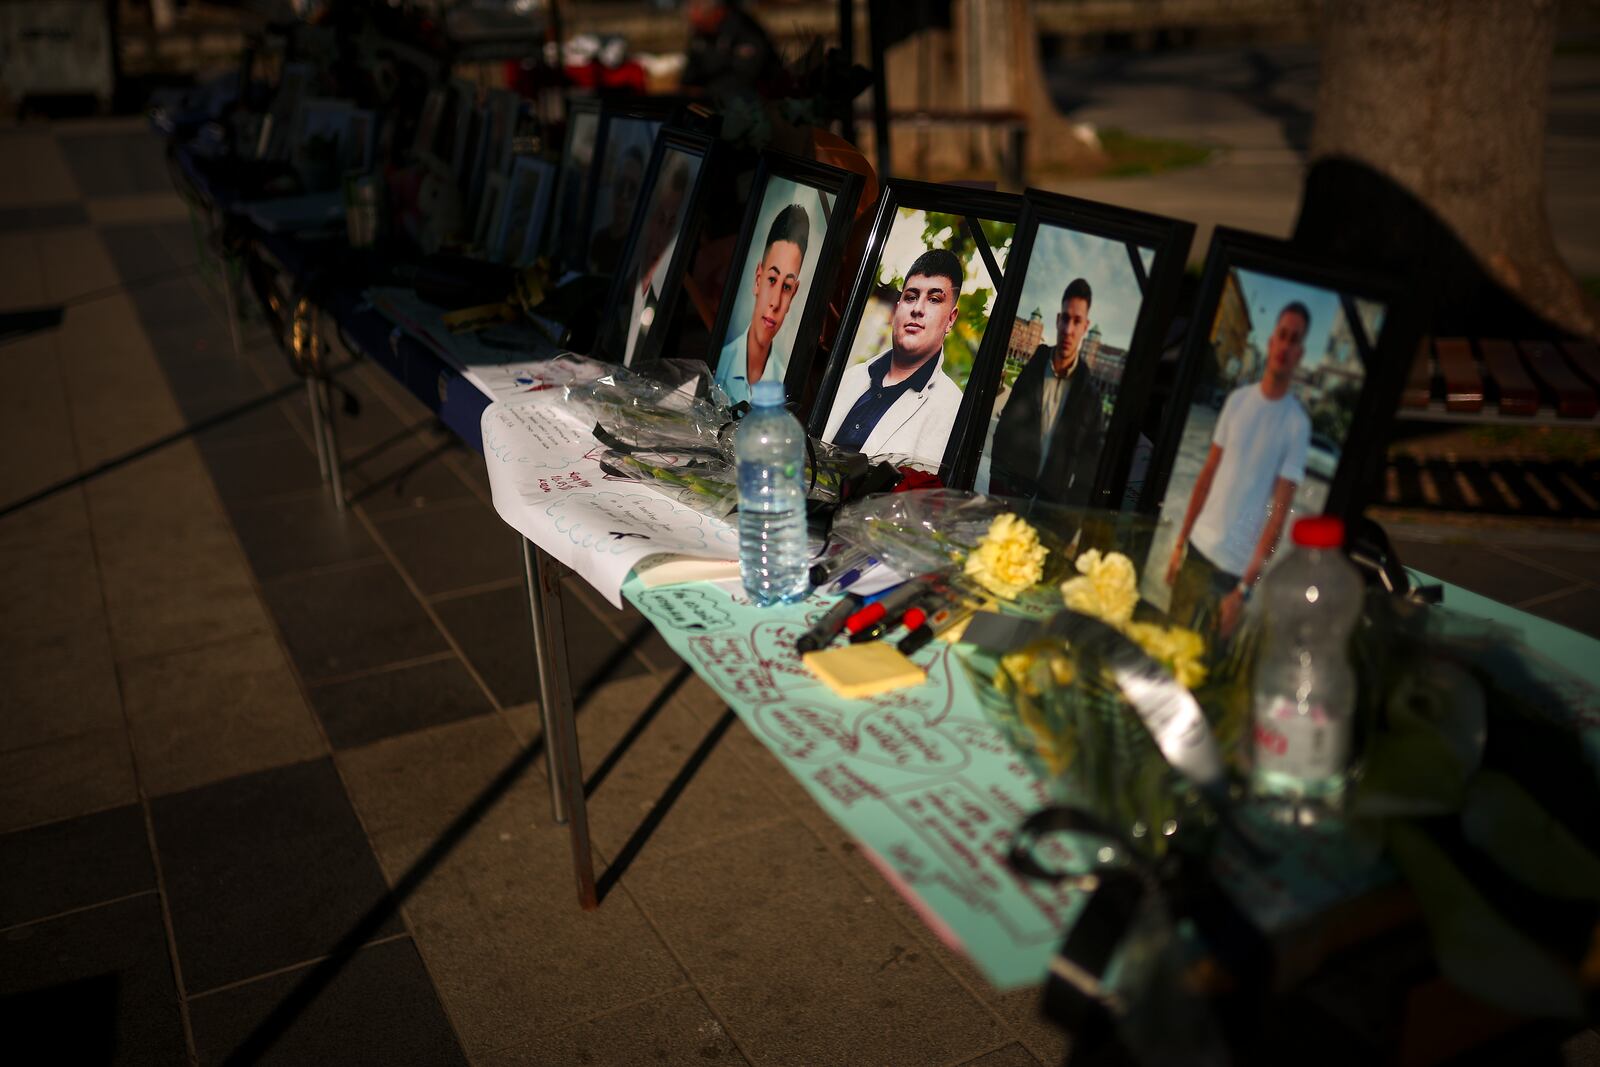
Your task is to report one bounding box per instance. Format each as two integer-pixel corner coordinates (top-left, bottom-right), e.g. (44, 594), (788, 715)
(682, 0), (780, 96)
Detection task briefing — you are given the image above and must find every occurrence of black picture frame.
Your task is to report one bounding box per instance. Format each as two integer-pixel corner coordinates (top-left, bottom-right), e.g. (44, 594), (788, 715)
(1137, 227), (1421, 609)
(561, 95), (693, 273)
(592, 126), (718, 367)
(705, 151), (864, 408)
(806, 178), (1022, 480)
(545, 95), (603, 262)
(948, 189), (1194, 509)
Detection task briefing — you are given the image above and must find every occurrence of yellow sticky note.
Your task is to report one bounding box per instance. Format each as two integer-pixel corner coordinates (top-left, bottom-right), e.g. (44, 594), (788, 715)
(803, 643), (926, 699)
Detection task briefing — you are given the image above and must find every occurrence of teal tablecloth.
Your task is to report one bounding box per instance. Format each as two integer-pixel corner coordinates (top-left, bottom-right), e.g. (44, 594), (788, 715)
(624, 573), (1600, 988)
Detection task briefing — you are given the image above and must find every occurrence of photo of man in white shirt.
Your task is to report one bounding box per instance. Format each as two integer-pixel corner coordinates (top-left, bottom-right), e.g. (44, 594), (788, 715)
(1165, 300), (1312, 635)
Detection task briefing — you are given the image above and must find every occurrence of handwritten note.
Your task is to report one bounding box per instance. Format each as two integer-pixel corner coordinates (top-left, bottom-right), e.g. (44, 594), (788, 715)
(482, 396), (738, 606)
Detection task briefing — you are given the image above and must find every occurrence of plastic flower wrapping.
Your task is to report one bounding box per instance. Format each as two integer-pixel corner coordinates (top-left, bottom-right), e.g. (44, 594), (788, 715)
(832, 490), (1081, 607)
(559, 355), (925, 520)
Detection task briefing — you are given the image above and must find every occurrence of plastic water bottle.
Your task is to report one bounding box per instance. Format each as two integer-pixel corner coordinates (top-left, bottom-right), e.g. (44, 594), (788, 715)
(736, 380), (809, 606)
(1250, 516), (1364, 815)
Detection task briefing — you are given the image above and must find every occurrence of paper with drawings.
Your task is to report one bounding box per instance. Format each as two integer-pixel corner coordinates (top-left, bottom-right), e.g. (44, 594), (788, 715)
(482, 393), (739, 607)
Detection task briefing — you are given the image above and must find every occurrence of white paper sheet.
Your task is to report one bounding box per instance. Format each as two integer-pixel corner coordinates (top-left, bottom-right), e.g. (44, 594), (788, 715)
(482, 395), (739, 607)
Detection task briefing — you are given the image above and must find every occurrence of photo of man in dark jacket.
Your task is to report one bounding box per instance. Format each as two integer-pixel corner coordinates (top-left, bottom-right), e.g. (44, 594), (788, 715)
(988, 278), (1107, 504)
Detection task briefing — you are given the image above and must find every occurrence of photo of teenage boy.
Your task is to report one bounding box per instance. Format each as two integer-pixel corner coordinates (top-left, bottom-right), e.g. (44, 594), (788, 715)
(989, 277), (1106, 504)
(1165, 301), (1312, 636)
(714, 203), (810, 405)
(821, 248), (966, 466)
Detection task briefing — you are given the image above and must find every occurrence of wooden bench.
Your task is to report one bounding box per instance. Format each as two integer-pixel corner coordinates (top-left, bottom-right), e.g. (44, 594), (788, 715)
(1399, 337), (1600, 425)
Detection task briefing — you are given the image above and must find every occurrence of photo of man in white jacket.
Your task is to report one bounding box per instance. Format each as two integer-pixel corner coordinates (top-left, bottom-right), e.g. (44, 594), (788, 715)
(821, 248), (967, 468)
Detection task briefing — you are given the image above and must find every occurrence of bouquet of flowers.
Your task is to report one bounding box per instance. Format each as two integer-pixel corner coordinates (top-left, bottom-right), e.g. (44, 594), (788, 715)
(834, 491), (1241, 856)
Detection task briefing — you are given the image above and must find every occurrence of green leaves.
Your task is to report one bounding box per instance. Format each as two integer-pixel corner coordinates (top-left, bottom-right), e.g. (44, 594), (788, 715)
(1352, 659), (1485, 818)
(1352, 724), (1470, 817)
(1461, 772), (1600, 900)
(1387, 822), (1585, 1019)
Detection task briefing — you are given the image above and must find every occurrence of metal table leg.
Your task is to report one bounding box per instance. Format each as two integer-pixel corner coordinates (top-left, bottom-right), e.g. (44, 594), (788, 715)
(296, 301), (344, 509)
(222, 253), (246, 361)
(522, 537), (569, 825)
(306, 377), (331, 481)
(522, 537), (598, 909)
(318, 376), (345, 511)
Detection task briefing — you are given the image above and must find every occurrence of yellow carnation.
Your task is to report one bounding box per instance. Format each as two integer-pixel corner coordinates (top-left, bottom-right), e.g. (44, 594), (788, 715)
(965, 514), (1048, 600)
(1059, 548), (1138, 626)
(1124, 622), (1208, 690)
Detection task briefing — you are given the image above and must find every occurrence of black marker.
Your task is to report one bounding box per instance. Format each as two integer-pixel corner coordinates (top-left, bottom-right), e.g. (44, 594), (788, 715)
(796, 594), (864, 654)
(898, 606), (976, 656)
(849, 621), (887, 644)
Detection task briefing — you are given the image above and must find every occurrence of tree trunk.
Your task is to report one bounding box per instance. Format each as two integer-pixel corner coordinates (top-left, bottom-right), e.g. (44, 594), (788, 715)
(880, 0), (1103, 184)
(1306, 0), (1598, 339)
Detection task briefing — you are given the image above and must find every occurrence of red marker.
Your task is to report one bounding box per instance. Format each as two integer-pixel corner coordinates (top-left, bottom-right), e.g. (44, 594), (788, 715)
(843, 601), (886, 634)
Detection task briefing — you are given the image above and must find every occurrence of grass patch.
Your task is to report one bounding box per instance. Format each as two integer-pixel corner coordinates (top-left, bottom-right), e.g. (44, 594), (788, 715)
(1096, 127), (1214, 177)
(1468, 424), (1600, 461)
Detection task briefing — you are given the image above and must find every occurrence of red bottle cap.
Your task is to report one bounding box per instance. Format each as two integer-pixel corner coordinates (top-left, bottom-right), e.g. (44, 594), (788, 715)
(1292, 516), (1345, 549)
(902, 607), (927, 631)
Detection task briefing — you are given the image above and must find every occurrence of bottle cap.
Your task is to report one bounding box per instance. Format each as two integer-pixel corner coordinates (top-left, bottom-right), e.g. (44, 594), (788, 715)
(1291, 516), (1345, 549)
(751, 380), (785, 408)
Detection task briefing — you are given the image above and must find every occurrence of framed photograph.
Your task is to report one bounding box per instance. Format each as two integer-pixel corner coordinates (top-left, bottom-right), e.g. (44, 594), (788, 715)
(1138, 227), (1419, 630)
(289, 97), (354, 191)
(494, 155), (557, 265)
(482, 88), (520, 182)
(954, 190), (1193, 509)
(707, 151), (864, 407)
(546, 95), (603, 261)
(466, 89), (518, 227)
(258, 61), (312, 161)
(584, 112), (664, 275)
(807, 179), (1021, 477)
(443, 78), (478, 180)
(475, 172), (507, 254)
(592, 127), (717, 367)
(411, 85), (448, 159)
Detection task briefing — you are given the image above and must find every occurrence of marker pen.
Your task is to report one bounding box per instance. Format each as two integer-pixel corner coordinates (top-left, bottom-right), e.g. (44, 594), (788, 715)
(796, 594), (864, 654)
(842, 574), (943, 637)
(898, 605), (976, 656)
(893, 588), (958, 632)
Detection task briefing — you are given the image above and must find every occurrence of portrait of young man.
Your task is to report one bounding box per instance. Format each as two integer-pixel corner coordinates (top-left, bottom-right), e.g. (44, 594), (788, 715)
(614, 151), (698, 365)
(714, 202), (810, 405)
(589, 144), (646, 275)
(988, 277), (1107, 504)
(1165, 300), (1313, 636)
(821, 248), (966, 467)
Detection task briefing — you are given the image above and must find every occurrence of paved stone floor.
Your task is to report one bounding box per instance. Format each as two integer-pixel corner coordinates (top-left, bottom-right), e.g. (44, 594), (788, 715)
(1043, 44), (1600, 278)
(1, 115), (1597, 1067)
